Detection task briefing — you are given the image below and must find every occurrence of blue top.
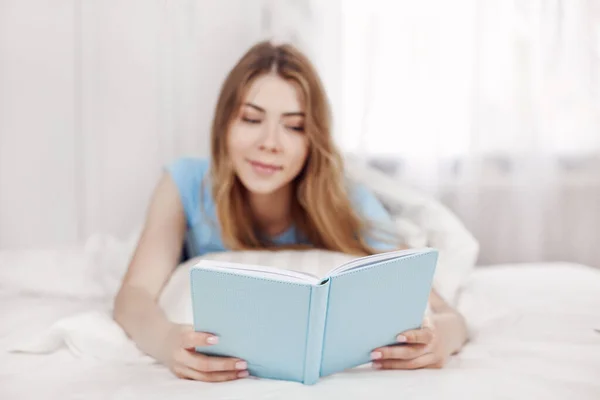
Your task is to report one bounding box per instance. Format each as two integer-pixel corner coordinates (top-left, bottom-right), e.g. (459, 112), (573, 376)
(166, 158), (396, 257)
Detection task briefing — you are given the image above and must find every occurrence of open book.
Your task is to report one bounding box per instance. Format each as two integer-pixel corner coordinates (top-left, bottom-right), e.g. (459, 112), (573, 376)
(190, 247), (438, 385)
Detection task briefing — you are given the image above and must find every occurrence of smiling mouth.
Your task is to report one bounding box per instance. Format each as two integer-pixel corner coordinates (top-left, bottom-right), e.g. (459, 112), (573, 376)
(247, 159), (283, 170)
(246, 159), (283, 176)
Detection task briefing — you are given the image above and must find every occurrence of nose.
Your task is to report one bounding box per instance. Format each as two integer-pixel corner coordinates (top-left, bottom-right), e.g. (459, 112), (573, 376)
(258, 120), (281, 153)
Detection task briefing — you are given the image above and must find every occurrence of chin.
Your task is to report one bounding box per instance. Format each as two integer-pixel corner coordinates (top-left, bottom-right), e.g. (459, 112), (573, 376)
(237, 175), (287, 195)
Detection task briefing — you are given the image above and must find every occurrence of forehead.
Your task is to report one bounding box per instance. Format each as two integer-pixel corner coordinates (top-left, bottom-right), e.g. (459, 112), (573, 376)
(243, 74), (304, 112)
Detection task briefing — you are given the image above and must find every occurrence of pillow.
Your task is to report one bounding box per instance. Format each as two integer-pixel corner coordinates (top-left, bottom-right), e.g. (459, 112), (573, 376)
(345, 157), (480, 304)
(159, 250), (355, 324)
(159, 249), (435, 326)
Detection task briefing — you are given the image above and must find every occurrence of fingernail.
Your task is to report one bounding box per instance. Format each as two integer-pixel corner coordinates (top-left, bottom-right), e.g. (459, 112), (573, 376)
(370, 351), (382, 360)
(235, 361), (247, 370)
(206, 336), (219, 345)
(237, 371), (249, 378)
(396, 335), (407, 343)
(372, 362), (382, 369)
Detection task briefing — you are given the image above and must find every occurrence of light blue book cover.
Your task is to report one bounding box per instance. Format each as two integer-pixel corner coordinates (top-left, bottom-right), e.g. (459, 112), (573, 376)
(190, 248), (438, 385)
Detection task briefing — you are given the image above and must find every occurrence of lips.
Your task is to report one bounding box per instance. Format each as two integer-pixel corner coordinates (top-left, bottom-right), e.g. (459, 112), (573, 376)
(247, 159), (283, 176)
(248, 159), (282, 169)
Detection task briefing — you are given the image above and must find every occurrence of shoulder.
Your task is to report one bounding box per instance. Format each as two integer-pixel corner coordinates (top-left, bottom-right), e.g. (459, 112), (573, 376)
(348, 182), (390, 221)
(164, 157), (211, 225)
(165, 157), (210, 185)
(348, 182), (398, 251)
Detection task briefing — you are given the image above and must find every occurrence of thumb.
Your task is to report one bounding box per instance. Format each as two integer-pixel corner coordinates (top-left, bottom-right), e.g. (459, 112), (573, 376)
(177, 325), (220, 349)
(421, 316), (434, 330)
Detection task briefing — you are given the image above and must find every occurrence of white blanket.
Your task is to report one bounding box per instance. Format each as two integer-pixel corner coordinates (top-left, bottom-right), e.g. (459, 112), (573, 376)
(6, 249), (360, 363)
(1, 256), (599, 400)
(345, 157), (480, 304)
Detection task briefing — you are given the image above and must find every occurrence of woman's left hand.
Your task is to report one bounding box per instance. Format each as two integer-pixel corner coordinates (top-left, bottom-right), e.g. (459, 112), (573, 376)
(370, 317), (450, 370)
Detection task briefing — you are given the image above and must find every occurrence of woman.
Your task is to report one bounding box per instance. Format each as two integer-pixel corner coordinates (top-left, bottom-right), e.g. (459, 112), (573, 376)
(113, 41), (468, 382)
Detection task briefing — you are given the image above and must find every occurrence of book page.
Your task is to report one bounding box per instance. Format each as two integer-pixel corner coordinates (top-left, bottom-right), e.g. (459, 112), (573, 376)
(327, 248), (430, 276)
(192, 260), (320, 284)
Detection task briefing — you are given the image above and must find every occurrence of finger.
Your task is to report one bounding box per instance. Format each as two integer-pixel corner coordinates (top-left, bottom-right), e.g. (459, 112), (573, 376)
(397, 327), (435, 344)
(422, 316), (433, 329)
(174, 366), (248, 382)
(181, 350), (247, 373)
(372, 352), (440, 370)
(180, 329), (220, 349)
(371, 343), (429, 361)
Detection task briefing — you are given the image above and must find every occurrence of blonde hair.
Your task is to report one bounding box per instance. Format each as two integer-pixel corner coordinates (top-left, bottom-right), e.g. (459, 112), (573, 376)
(208, 41), (397, 256)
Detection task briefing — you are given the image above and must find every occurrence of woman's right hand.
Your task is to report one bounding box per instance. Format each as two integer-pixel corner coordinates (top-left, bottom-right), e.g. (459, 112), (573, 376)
(161, 324), (249, 382)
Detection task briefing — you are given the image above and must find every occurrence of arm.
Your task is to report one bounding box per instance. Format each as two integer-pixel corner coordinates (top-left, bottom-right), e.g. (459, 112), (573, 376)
(113, 173), (248, 382)
(371, 289), (468, 369)
(427, 289), (469, 357)
(353, 184), (469, 366)
(113, 173), (186, 362)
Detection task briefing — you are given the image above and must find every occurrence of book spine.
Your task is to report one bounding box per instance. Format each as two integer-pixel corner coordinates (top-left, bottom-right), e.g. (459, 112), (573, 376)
(302, 279), (331, 385)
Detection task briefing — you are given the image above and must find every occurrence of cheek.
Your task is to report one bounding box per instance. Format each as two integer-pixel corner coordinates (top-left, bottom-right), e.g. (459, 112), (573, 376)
(285, 135), (310, 167)
(227, 124), (254, 157)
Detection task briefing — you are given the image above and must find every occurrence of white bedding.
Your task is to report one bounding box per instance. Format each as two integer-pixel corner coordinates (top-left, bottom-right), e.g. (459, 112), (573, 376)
(1, 245), (599, 400)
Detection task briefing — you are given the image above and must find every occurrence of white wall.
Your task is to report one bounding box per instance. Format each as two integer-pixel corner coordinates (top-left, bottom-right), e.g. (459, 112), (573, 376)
(0, 0), (272, 249)
(0, 1), (79, 248)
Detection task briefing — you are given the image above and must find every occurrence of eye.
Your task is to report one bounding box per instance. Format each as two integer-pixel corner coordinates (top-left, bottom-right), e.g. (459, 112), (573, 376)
(286, 125), (305, 133)
(242, 116), (261, 124)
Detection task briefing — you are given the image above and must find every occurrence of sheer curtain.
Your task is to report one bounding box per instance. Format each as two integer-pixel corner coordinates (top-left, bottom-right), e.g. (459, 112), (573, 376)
(1, 0), (598, 267)
(336, 0), (600, 266)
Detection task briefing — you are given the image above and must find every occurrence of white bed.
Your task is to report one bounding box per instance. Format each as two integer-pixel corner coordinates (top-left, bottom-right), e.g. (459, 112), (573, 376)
(1, 164), (598, 399)
(1, 243), (599, 400)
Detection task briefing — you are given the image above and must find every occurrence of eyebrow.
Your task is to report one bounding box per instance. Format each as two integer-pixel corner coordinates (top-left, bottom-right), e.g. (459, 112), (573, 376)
(243, 102), (305, 117)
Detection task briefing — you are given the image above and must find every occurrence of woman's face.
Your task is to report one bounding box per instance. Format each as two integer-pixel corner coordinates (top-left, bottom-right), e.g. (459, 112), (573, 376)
(227, 74), (309, 195)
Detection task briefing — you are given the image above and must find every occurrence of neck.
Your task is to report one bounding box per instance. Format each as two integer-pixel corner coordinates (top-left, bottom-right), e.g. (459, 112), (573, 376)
(248, 185), (293, 237)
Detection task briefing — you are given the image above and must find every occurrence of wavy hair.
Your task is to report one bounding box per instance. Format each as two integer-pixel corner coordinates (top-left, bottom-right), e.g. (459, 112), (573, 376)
(208, 41), (398, 256)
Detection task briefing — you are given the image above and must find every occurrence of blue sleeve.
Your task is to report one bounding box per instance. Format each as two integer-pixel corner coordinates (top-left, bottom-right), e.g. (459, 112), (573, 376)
(164, 157), (209, 228)
(351, 184), (398, 251)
